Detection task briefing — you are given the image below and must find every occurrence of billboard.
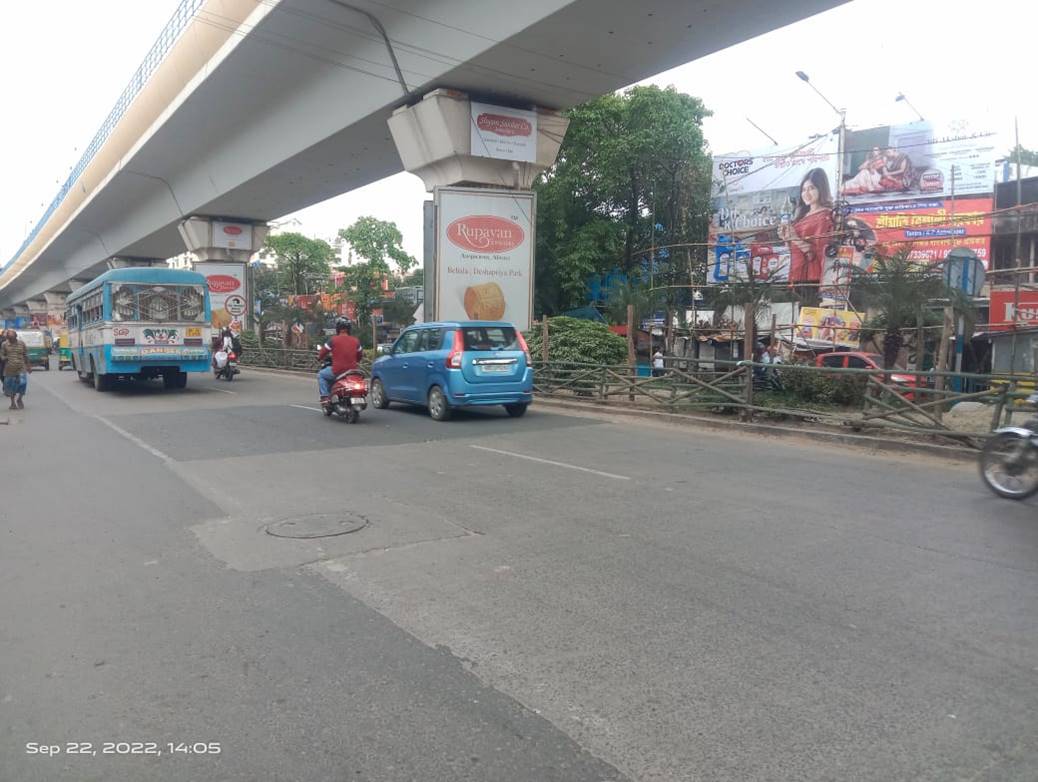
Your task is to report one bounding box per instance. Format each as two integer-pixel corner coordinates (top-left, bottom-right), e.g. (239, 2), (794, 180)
(796, 307), (863, 348)
(200, 262), (246, 334)
(839, 197), (993, 267)
(989, 289), (1038, 331)
(709, 239), (790, 285)
(434, 187), (535, 330)
(470, 102), (537, 163)
(711, 135), (839, 284)
(841, 121), (996, 204)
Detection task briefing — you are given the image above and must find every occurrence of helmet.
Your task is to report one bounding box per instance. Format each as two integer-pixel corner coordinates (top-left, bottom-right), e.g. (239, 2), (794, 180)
(335, 317), (352, 334)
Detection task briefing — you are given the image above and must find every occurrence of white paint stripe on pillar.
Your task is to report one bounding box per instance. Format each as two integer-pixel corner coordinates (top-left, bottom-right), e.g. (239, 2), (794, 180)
(469, 445), (630, 481)
(94, 415), (173, 464)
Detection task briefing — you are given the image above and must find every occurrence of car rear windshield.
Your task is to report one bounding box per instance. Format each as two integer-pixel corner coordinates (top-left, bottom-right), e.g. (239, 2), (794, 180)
(462, 326), (518, 351)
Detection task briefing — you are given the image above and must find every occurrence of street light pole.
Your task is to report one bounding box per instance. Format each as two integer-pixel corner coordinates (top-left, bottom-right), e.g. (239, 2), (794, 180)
(795, 71), (844, 123)
(895, 93), (925, 122)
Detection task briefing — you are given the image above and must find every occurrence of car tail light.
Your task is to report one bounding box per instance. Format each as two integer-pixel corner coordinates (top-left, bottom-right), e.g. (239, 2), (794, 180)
(446, 329), (464, 369)
(515, 330), (532, 364)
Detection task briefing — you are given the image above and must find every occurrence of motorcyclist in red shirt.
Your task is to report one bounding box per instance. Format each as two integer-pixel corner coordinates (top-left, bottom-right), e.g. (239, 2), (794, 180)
(317, 318), (362, 407)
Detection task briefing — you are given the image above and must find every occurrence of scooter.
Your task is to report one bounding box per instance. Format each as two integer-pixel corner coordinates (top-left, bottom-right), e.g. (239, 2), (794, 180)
(323, 365), (368, 423)
(213, 350), (240, 381)
(979, 393), (1038, 499)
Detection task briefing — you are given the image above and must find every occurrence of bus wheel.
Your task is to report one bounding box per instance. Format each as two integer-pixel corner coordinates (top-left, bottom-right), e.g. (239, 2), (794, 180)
(163, 371), (187, 390)
(92, 366), (110, 392)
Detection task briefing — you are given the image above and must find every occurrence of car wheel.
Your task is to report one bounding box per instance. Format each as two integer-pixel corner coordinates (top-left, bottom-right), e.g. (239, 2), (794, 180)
(504, 403), (528, 418)
(428, 385), (451, 421)
(371, 378), (390, 409)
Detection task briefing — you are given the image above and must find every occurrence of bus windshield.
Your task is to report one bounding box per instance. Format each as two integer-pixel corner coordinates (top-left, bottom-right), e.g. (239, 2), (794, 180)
(110, 283), (207, 323)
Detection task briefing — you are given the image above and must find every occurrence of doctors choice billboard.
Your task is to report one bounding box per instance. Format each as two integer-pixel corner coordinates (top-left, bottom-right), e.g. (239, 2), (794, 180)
(434, 187), (535, 331)
(710, 135), (839, 284)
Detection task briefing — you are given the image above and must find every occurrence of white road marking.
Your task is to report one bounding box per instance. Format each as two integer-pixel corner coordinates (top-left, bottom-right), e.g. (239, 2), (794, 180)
(469, 445), (630, 481)
(209, 387), (237, 395)
(94, 416), (173, 464)
(290, 404), (323, 412)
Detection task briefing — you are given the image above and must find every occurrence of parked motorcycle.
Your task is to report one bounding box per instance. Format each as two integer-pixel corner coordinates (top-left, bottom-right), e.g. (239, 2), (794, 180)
(979, 393), (1038, 499)
(213, 350), (240, 381)
(323, 366), (368, 424)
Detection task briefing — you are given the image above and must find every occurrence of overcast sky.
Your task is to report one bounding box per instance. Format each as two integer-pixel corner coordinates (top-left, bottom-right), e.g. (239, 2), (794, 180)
(1, 0), (1035, 266)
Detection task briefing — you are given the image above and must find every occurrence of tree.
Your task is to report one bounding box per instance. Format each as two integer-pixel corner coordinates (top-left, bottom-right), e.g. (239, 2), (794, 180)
(400, 267), (424, 288)
(533, 85), (712, 314)
(851, 251), (950, 369)
(335, 217), (416, 345)
(1005, 145), (1038, 167)
(260, 232), (332, 295)
(381, 296), (417, 329)
(524, 317), (627, 365)
(339, 216), (416, 274)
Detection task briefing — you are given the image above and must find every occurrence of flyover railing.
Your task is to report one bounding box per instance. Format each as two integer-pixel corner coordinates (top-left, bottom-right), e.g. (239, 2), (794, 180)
(5, 0), (205, 268)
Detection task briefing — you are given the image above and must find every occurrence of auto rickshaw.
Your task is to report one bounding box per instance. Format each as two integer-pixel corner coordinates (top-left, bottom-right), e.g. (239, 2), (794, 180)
(57, 332), (72, 370)
(15, 329), (50, 370)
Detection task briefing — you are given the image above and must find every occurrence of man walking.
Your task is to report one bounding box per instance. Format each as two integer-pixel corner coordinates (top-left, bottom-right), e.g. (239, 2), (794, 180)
(1, 329), (31, 409)
(652, 347), (665, 378)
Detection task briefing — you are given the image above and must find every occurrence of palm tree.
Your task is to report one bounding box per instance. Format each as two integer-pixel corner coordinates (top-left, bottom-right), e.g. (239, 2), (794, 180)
(851, 251), (950, 369)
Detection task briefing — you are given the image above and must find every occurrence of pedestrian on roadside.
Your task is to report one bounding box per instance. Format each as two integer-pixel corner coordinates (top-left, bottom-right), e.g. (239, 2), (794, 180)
(761, 342), (784, 391)
(652, 347), (665, 378)
(1, 328), (31, 410)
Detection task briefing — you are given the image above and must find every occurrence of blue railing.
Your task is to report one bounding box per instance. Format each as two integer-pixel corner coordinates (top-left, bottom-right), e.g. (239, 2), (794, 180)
(4, 0), (206, 270)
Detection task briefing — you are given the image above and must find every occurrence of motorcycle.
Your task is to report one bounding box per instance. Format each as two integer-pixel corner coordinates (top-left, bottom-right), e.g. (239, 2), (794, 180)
(323, 364), (368, 424)
(213, 349), (240, 381)
(979, 393), (1038, 499)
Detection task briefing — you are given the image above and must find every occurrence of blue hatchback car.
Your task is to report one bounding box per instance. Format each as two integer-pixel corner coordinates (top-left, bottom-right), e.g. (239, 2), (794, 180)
(370, 321), (534, 421)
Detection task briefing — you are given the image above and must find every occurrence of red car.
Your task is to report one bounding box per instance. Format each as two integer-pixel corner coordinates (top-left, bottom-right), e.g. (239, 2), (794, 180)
(815, 351), (924, 396)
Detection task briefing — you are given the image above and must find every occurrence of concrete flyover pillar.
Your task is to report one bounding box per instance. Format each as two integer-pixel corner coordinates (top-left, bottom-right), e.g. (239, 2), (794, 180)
(388, 88), (569, 192)
(25, 298), (49, 330)
(387, 89), (569, 327)
(178, 216), (269, 334)
(43, 291), (68, 333)
(53, 279), (88, 293)
(107, 257), (168, 270)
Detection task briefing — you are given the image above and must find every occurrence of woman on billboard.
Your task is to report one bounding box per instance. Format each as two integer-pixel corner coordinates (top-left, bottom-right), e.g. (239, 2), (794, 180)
(778, 167), (834, 284)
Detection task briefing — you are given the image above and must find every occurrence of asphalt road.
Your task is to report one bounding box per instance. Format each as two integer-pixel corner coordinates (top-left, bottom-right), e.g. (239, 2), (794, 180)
(2, 361), (1036, 781)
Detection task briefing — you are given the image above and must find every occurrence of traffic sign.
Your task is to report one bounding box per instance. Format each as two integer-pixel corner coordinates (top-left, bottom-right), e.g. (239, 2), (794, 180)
(224, 294), (247, 317)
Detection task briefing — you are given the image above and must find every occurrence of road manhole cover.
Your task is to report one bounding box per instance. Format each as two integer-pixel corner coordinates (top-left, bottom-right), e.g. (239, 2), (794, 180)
(265, 513), (368, 539)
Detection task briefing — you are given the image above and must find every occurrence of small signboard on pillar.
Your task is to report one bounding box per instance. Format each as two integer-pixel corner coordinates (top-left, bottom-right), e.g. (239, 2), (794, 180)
(201, 263), (246, 335)
(470, 102), (538, 162)
(433, 187), (535, 331)
(212, 220), (254, 250)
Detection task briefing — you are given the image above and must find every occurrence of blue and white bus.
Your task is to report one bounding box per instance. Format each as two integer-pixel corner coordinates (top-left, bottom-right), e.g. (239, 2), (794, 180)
(65, 268), (212, 391)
